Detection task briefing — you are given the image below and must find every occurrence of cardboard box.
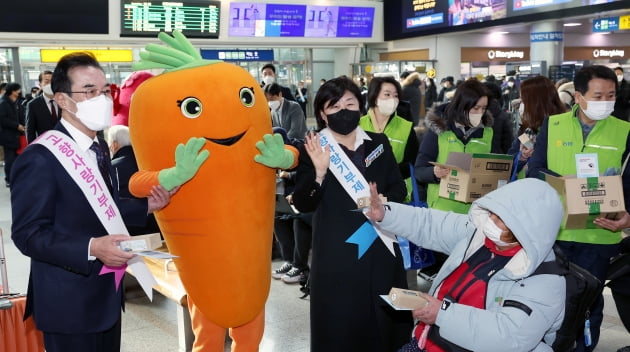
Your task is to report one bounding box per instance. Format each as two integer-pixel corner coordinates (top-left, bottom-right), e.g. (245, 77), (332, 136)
(431, 152), (513, 203)
(388, 288), (428, 310)
(119, 233), (162, 252)
(544, 174), (626, 229)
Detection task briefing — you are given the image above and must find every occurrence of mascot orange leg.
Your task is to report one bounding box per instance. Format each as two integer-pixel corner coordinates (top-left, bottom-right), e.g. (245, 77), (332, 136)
(188, 296), (265, 352)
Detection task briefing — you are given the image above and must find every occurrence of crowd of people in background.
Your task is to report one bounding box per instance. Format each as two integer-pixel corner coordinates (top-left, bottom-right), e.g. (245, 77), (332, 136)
(2, 59), (630, 352)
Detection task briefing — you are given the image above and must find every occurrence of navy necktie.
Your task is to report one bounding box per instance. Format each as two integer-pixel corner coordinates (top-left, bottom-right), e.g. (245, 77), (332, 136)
(49, 100), (58, 121)
(90, 141), (113, 194)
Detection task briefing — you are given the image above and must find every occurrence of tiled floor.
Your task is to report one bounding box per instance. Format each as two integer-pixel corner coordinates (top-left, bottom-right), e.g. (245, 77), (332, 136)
(1, 171), (628, 351)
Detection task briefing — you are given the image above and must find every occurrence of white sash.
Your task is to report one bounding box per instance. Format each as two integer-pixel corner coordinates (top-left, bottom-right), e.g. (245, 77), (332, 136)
(34, 130), (156, 300)
(318, 128), (397, 256)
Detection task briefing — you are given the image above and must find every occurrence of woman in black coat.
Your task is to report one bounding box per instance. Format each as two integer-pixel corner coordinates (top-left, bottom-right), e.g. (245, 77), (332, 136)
(424, 77), (438, 122)
(292, 76), (412, 352)
(0, 82), (25, 186)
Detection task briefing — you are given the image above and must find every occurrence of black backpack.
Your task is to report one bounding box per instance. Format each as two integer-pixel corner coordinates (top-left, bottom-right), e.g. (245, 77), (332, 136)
(531, 246), (603, 352)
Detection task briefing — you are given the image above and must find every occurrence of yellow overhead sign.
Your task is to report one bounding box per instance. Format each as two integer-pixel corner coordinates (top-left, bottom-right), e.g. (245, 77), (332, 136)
(40, 49), (133, 63)
(620, 15), (630, 31)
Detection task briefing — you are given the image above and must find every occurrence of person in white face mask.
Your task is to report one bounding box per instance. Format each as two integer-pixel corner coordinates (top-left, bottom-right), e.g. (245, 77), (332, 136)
(25, 70), (57, 143)
(359, 75), (419, 199)
(527, 64), (630, 352)
(365, 178), (567, 352)
(264, 82), (307, 141)
(416, 79), (500, 215)
(10, 52), (175, 352)
(613, 66), (630, 121)
(260, 63), (296, 102)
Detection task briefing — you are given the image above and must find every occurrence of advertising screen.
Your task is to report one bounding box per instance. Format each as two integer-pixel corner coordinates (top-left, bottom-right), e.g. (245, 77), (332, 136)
(0, 1), (108, 34)
(228, 2), (375, 38)
(121, 0), (220, 38)
(386, 0), (627, 40)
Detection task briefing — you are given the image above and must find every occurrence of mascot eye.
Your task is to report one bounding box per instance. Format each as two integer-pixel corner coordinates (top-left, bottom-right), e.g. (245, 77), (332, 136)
(178, 97), (202, 119)
(239, 87), (255, 108)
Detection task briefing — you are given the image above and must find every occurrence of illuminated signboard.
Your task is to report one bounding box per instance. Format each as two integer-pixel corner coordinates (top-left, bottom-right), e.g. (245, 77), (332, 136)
(200, 49), (275, 61)
(41, 50), (134, 63)
(386, 0), (627, 40)
(0, 1), (108, 34)
(228, 2), (375, 38)
(121, 1), (220, 38)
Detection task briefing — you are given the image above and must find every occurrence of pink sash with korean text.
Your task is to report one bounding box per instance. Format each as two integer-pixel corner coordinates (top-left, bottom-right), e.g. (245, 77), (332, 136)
(34, 130), (156, 300)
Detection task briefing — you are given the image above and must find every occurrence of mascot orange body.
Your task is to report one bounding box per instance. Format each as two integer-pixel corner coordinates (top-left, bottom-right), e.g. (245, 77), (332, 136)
(128, 31), (297, 351)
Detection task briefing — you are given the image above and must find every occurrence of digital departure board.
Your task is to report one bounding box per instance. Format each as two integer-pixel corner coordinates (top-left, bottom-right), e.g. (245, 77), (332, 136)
(121, 1), (220, 38)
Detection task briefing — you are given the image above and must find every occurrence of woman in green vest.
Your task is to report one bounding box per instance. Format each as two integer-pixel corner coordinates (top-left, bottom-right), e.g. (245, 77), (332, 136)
(415, 79), (500, 215)
(359, 76), (419, 199)
(507, 76), (567, 178)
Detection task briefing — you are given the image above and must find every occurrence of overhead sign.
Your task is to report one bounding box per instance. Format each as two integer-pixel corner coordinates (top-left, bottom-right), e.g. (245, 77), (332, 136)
(593, 17), (619, 32)
(228, 3), (375, 38)
(41, 49), (133, 63)
(200, 49), (274, 61)
(530, 31), (563, 42)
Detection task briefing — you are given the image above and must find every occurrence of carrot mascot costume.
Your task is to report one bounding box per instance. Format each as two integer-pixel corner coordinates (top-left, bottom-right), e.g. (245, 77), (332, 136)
(127, 31), (297, 351)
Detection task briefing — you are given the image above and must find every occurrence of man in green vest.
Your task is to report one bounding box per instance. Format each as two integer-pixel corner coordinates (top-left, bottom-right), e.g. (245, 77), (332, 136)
(528, 65), (630, 352)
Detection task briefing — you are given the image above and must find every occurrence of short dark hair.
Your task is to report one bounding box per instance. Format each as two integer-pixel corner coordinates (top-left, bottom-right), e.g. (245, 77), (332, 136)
(366, 76), (401, 109)
(614, 66), (624, 73)
(261, 63), (276, 74)
(263, 83), (282, 96)
(574, 65), (617, 95)
(51, 52), (103, 96)
(38, 70), (53, 83)
(313, 76), (362, 130)
(445, 79), (491, 126)
(4, 82), (21, 96)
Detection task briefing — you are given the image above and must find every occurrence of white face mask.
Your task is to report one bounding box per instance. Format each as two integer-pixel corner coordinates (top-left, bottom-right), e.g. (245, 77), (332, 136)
(507, 82), (515, 88)
(66, 94), (113, 131)
(377, 98), (398, 116)
(42, 84), (53, 97)
(425, 80), (431, 87)
(268, 100), (281, 111)
(581, 99), (615, 121)
(483, 218), (516, 247)
(518, 103), (525, 116)
(617, 74), (624, 83)
(263, 76), (275, 85)
(469, 112), (483, 127)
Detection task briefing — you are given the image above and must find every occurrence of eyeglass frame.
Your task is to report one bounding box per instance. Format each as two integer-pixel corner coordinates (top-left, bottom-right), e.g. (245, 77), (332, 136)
(66, 85), (113, 100)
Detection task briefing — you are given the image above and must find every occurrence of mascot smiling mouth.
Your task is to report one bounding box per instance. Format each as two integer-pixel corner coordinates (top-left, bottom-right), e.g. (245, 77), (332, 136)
(205, 131), (246, 146)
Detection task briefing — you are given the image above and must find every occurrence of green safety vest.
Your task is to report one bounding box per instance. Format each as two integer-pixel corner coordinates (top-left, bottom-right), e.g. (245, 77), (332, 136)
(359, 114), (411, 164)
(547, 108), (630, 244)
(427, 127), (493, 214)
(360, 114), (414, 201)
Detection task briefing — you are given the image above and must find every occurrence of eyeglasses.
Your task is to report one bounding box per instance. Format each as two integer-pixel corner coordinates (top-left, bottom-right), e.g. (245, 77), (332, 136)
(68, 86), (112, 100)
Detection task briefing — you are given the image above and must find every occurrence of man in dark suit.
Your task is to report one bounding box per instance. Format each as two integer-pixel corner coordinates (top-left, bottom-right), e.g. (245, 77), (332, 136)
(261, 63), (296, 101)
(264, 83), (307, 140)
(25, 70), (58, 143)
(10, 52), (172, 352)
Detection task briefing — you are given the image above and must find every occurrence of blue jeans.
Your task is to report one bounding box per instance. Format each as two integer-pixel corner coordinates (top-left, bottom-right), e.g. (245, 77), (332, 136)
(556, 240), (620, 352)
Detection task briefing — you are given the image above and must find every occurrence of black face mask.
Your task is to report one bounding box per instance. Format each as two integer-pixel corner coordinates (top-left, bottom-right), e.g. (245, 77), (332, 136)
(326, 109), (360, 135)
